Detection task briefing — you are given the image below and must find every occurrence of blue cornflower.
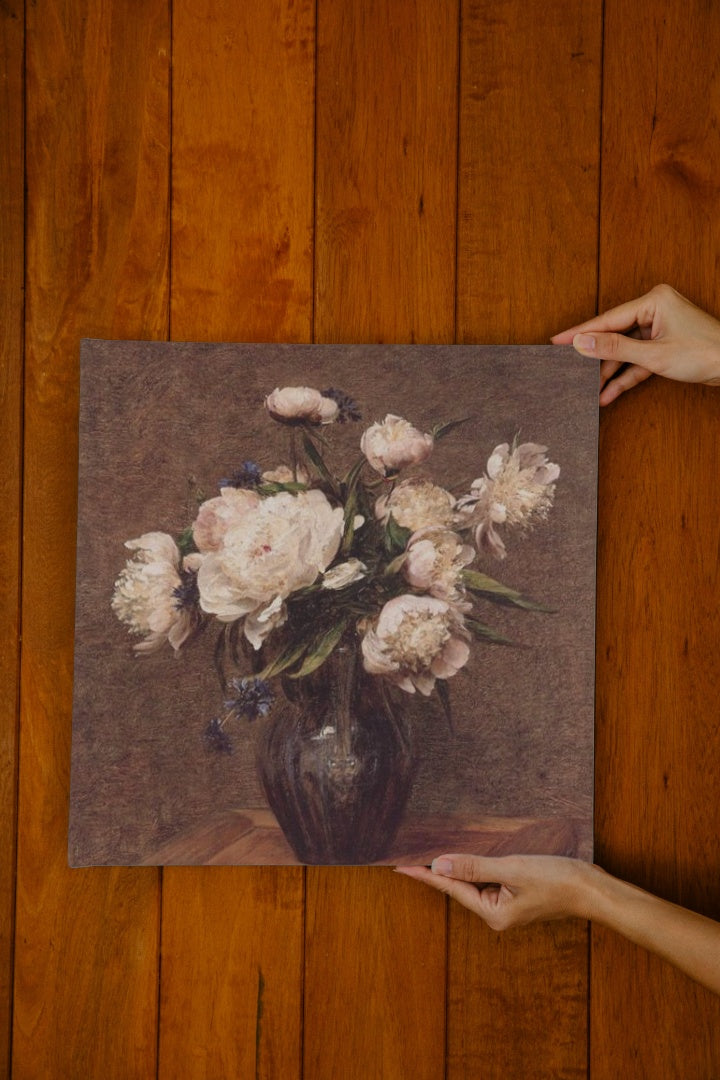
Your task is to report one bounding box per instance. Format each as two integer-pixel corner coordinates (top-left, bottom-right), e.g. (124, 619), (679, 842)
(224, 677), (274, 722)
(219, 461), (263, 489)
(321, 388), (362, 423)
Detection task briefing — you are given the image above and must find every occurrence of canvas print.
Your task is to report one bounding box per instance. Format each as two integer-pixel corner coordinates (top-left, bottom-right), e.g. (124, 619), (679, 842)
(69, 341), (597, 866)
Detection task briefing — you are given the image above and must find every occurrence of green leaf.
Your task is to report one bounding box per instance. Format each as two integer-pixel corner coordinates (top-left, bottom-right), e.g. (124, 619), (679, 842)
(341, 489), (358, 554)
(287, 619), (349, 679)
(258, 638), (311, 680)
(384, 513), (412, 554)
(176, 526), (197, 557)
(465, 617), (513, 645)
(342, 456), (367, 493)
(461, 570), (554, 612)
(431, 416), (473, 441)
(257, 481), (308, 496)
(302, 434), (337, 490)
(383, 552), (408, 576)
(435, 678), (454, 734)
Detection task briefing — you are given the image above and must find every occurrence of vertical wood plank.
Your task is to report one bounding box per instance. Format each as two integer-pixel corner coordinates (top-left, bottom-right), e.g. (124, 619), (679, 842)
(159, 3), (313, 1075)
(593, 2), (720, 1073)
(15, 1), (170, 1076)
(457, 0), (603, 345)
(451, 3), (602, 1076)
(0, 2), (24, 1073)
(306, 3), (458, 1076)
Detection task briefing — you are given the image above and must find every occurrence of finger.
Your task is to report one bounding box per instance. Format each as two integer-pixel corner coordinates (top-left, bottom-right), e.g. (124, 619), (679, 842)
(551, 291), (659, 341)
(430, 853), (518, 884)
(395, 866), (486, 915)
(599, 357), (624, 389)
(572, 331), (667, 372)
(599, 365), (653, 406)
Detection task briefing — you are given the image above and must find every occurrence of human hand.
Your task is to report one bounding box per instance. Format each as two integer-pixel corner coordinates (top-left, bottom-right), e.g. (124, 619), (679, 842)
(551, 283), (720, 405)
(395, 854), (599, 930)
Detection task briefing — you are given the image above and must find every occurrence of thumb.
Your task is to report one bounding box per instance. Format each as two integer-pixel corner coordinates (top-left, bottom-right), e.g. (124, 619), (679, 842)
(573, 331), (664, 372)
(431, 854), (507, 883)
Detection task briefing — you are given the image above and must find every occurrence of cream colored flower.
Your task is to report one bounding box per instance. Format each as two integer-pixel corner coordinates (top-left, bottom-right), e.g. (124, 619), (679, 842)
(261, 464), (310, 484)
(192, 487), (261, 552)
(265, 386), (339, 424)
(456, 442), (559, 559)
(403, 527), (475, 601)
(360, 414), (434, 475)
(244, 596), (287, 650)
(375, 478), (456, 533)
(111, 532), (202, 654)
(197, 490), (344, 641)
(361, 594), (470, 695)
(321, 558), (368, 590)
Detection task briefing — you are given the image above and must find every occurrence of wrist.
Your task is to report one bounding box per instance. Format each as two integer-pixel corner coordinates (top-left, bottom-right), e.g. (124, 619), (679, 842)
(568, 861), (626, 922)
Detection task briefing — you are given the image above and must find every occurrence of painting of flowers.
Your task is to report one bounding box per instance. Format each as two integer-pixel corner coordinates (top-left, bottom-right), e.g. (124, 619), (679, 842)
(69, 341), (598, 866)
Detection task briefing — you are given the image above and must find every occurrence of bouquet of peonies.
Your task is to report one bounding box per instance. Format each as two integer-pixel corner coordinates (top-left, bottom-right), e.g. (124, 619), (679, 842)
(112, 385), (559, 749)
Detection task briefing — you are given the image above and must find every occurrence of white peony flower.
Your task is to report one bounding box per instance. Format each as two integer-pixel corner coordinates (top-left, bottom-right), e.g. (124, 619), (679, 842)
(321, 558), (368, 590)
(455, 442), (559, 559)
(375, 478), (456, 533)
(361, 594), (470, 695)
(403, 527), (475, 601)
(360, 414), (434, 475)
(111, 532), (202, 654)
(197, 490), (344, 643)
(192, 487), (261, 552)
(265, 386), (339, 425)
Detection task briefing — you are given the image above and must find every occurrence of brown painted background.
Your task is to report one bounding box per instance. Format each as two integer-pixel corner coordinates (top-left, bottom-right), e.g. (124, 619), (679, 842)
(2, 0), (719, 1074)
(69, 341), (597, 867)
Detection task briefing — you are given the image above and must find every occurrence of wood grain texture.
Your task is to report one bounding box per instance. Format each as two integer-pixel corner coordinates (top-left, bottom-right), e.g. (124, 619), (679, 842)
(449, 2), (602, 1075)
(171, 0), (315, 344)
(0, 2), (23, 1072)
(593, 2), (720, 1072)
(457, 0), (603, 344)
(159, 869), (303, 1080)
(160, 2), (313, 1075)
(306, 2), (458, 1076)
(14, 1), (170, 1075)
(314, 0), (459, 346)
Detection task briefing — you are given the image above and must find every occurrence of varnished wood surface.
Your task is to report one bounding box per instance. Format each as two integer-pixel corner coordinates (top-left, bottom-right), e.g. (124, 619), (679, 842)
(4, 1), (720, 1076)
(0, 2), (23, 1073)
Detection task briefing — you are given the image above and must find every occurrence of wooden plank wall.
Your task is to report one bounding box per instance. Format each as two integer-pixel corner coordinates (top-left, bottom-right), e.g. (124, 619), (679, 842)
(2, 1), (719, 1076)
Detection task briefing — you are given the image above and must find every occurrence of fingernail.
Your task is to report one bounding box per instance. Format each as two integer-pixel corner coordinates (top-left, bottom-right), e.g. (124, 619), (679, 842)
(431, 858), (453, 875)
(574, 333), (596, 353)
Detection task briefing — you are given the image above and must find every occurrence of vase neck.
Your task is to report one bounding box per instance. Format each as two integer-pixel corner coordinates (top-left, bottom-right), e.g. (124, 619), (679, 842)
(323, 643), (358, 747)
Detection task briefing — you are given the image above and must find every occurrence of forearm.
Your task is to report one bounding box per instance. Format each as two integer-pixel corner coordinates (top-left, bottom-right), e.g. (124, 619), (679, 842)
(581, 865), (720, 995)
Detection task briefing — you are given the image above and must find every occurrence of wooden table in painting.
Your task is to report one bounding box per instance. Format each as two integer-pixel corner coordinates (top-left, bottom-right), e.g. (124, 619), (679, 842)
(142, 810), (588, 866)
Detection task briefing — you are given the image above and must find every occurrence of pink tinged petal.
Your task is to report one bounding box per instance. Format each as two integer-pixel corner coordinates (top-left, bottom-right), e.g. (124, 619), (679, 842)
(125, 531), (181, 567)
(167, 615), (194, 653)
(475, 521), (507, 559)
(412, 672), (436, 696)
(459, 544), (476, 566)
(442, 635), (471, 670)
(244, 597), (286, 650)
(516, 442), (548, 467)
(361, 631), (397, 676)
(486, 444), (509, 479)
(535, 463), (560, 484)
(132, 633), (166, 655)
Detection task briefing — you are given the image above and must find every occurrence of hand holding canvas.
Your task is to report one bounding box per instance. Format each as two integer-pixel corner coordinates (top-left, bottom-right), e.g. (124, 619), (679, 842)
(396, 855), (720, 996)
(551, 283), (720, 405)
(398, 294), (720, 995)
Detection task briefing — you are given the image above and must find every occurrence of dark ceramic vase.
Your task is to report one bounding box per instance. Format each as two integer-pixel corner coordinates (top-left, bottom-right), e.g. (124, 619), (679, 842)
(258, 641), (415, 865)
